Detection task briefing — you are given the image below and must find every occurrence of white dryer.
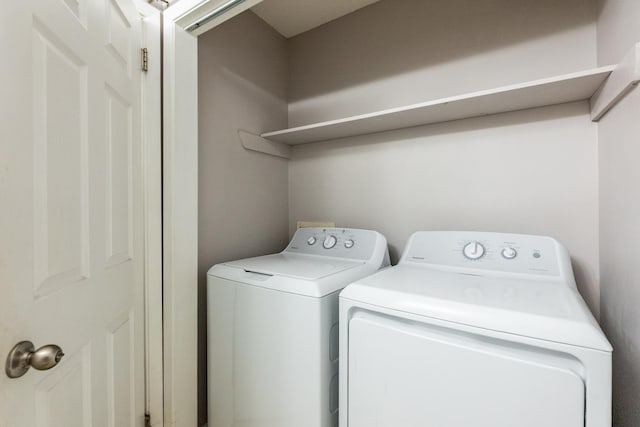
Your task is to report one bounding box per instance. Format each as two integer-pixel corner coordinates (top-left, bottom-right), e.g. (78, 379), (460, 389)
(208, 227), (389, 427)
(339, 231), (611, 427)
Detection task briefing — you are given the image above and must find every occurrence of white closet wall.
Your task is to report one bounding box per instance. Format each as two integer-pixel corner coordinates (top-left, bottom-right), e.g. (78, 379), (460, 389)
(198, 12), (289, 426)
(287, 0), (601, 312)
(597, 0), (640, 425)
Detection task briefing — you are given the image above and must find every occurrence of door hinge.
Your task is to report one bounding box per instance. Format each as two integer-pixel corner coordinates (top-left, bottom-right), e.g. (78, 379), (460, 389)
(141, 48), (149, 72)
(144, 413), (151, 427)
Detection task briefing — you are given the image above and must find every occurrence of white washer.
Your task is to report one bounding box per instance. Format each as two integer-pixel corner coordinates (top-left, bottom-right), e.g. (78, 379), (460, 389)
(340, 231), (612, 427)
(208, 227), (389, 427)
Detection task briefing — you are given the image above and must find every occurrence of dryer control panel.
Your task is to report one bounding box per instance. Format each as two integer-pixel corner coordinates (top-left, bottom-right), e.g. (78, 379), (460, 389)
(401, 231), (572, 279)
(285, 227), (387, 262)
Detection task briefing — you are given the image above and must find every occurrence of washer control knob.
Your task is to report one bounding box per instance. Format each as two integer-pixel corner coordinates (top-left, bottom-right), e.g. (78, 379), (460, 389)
(344, 239), (355, 249)
(307, 236), (317, 245)
(323, 235), (337, 249)
(463, 241), (486, 260)
(501, 246), (517, 260)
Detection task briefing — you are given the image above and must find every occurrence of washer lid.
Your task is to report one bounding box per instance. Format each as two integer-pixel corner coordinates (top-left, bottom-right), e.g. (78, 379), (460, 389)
(341, 265), (612, 351)
(224, 253), (364, 281)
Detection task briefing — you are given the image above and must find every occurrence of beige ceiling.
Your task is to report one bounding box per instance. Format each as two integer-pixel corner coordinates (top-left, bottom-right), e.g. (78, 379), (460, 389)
(252, 0), (382, 38)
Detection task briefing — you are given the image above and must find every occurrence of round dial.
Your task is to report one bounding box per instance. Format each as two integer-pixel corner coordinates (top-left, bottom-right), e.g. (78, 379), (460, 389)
(307, 236), (317, 245)
(344, 239), (355, 249)
(463, 241), (486, 260)
(501, 246), (517, 259)
(323, 235), (337, 249)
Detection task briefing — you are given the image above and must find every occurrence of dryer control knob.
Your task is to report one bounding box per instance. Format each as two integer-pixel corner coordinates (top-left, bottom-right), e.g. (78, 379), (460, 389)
(463, 241), (485, 260)
(323, 235), (337, 249)
(307, 236), (317, 245)
(501, 246), (517, 259)
(344, 239), (355, 249)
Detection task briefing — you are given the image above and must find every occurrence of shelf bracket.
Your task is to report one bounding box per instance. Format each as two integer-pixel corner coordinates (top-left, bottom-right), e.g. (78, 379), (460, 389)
(591, 42), (640, 121)
(238, 130), (291, 159)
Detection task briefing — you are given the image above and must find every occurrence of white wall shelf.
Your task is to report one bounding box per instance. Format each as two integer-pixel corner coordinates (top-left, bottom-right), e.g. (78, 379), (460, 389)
(262, 66), (615, 145)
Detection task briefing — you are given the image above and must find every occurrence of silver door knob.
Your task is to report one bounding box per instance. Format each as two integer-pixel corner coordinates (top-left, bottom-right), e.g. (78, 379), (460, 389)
(5, 341), (64, 378)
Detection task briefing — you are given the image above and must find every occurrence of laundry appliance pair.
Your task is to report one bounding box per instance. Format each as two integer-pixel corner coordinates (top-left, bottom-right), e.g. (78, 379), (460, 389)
(207, 228), (611, 427)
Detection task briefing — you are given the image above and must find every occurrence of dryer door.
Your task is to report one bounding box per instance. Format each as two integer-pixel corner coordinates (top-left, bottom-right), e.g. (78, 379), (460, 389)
(347, 312), (585, 427)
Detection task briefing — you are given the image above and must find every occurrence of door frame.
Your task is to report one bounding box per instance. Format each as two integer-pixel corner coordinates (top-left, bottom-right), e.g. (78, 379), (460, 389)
(162, 1), (263, 426)
(136, 2), (163, 426)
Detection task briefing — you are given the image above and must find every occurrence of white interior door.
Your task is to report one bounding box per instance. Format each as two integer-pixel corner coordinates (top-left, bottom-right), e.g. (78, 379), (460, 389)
(0, 0), (148, 425)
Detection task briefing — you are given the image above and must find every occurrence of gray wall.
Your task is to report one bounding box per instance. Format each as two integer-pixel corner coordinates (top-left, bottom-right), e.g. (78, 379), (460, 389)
(198, 12), (289, 426)
(597, 0), (640, 425)
(287, 0), (597, 126)
(287, 0), (601, 313)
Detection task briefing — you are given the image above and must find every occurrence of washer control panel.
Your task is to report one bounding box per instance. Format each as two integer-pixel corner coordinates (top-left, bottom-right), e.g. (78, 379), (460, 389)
(286, 227), (381, 261)
(402, 231), (566, 277)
